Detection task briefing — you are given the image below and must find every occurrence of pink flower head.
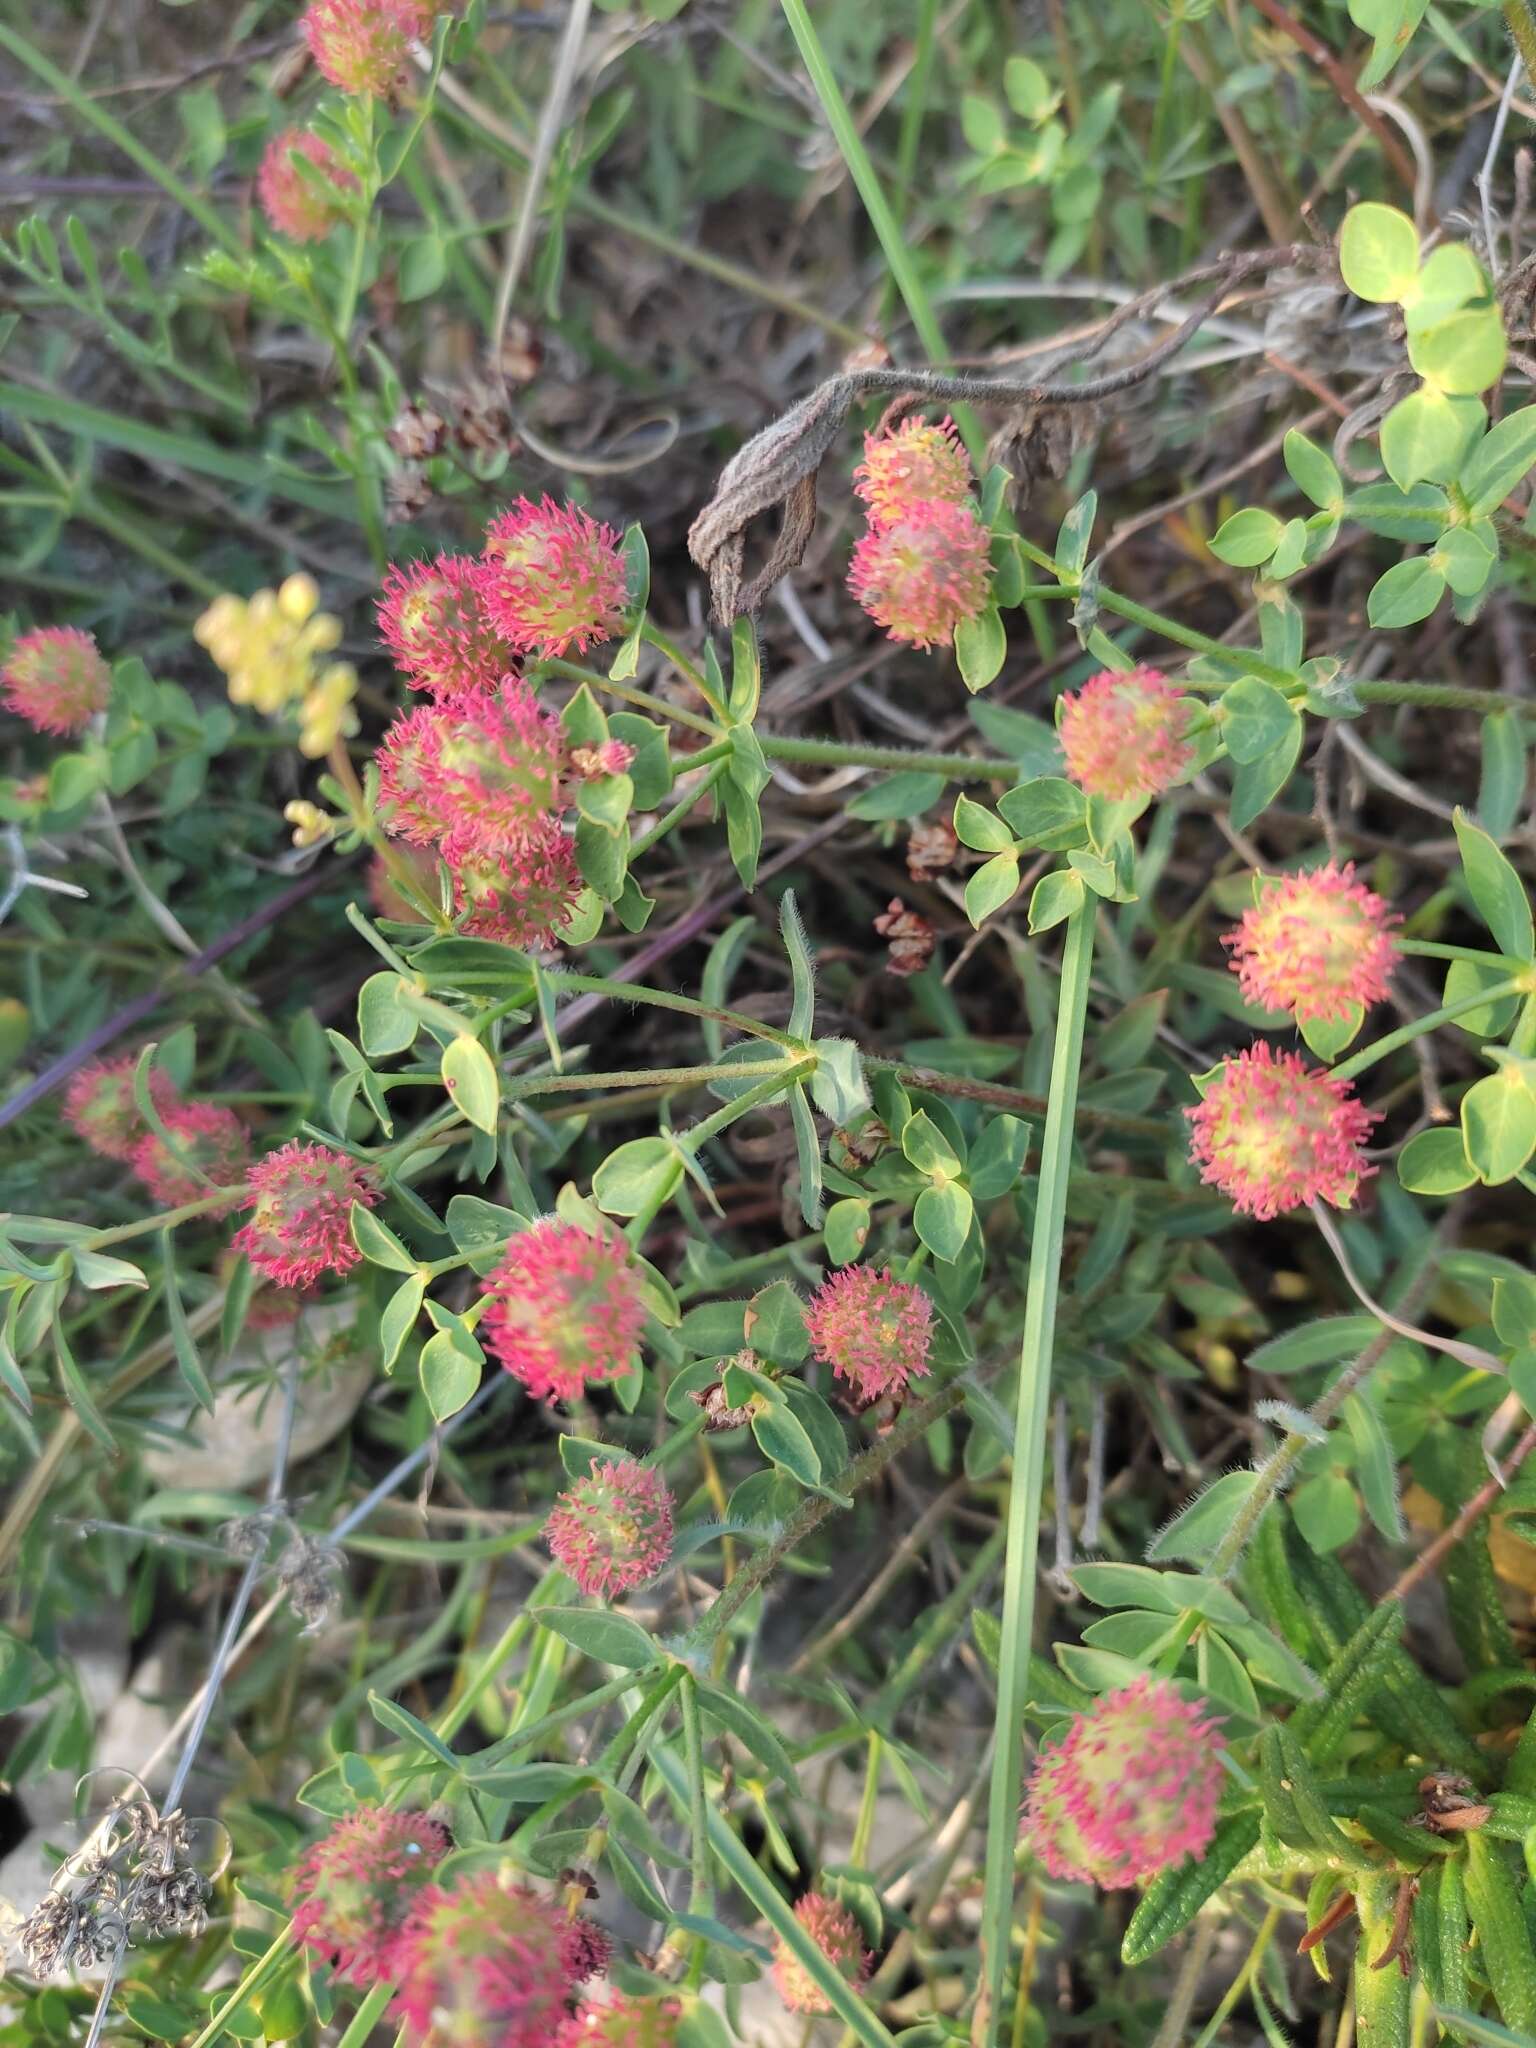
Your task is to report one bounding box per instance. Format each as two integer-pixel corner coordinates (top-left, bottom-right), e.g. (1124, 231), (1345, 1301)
(63, 1056), (179, 1162)
(476, 497), (628, 659)
(291, 1809), (448, 1986)
(391, 682), (568, 861)
(847, 499), (992, 650)
(771, 1893), (872, 2014)
(131, 1102), (250, 1208)
(1021, 1674), (1225, 1889)
(257, 128), (358, 242)
(1223, 861), (1400, 1025)
(376, 699), (447, 845)
(804, 1265), (933, 1403)
(569, 739), (635, 781)
(545, 1457), (674, 1598)
(301, 0), (429, 97)
(854, 416), (972, 529)
(558, 1993), (683, 2048)
(390, 1873), (575, 2048)
(449, 825), (582, 950)
(3, 627), (111, 736)
(377, 554), (518, 696)
(232, 1140), (380, 1286)
(560, 1916), (612, 1984)
(1185, 1043), (1377, 1220)
(1057, 665), (1195, 801)
(479, 1220), (646, 1404)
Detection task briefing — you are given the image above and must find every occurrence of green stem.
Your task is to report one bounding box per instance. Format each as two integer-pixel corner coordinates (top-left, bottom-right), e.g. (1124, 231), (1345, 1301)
(678, 1059), (815, 1153)
(542, 970), (802, 1049)
(1504, 0), (1536, 84)
(1331, 974), (1530, 1082)
(894, 0), (940, 204)
(631, 759), (731, 861)
(977, 899), (1096, 2045)
(759, 734), (1019, 781)
(539, 657), (720, 736)
(641, 622), (727, 720)
(333, 1984), (394, 2048)
(681, 1675), (714, 1987)
(507, 1056), (790, 1099)
(78, 1190), (236, 1251)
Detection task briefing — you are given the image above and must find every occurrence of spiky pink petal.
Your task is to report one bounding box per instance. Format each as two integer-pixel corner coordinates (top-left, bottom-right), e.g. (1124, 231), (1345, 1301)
(3, 627), (111, 736)
(1021, 1675), (1225, 1889)
(292, 1809), (448, 1987)
(232, 1140), (379, 1286)
(1185, 1043), (1377, 1220)
(560, 1916), (612, 1984)
(389, 1873), (576, 2048)
(449, 826), (581, 949)
(804, 1265), (933, 1403)
(257, 128), (358, 242)
(848, 500), (992, 650)
(557, 1993), (684, 2047)
(479, 1221), (646, 1404)
(1223, 861), (1400, 1024)
(476, 497), (628, 659)
(130, 1102), (250, 1208)
(771, 1893), (872, 2014)
(63, 1057), (180, 1162)
(301, 0), (430, 97)
(545, 1458), (674, 1598)
(1057, 665), (1195, 800)
(377, 554), (519, 696)
(377, 681), (568, 860)
(854, 416), (972, 530)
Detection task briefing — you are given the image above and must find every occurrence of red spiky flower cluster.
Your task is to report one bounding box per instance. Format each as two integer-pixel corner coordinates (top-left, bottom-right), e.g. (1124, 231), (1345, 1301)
(257, 129), (358, 242)
(378, 683), (568, 859)
(479, 1220), (647, 1404)
(855, 416), (972, 529)
(560, 1917), (612, 1985)
(804, 1264), (933, 1402)
(1021, 1675), (1225, 1889)
(301, 0), (430, 98)
(545, 1457), (675, 1598)
(3, 626), (111, 736)
(1186, 1043), (1377, 1219)
(291, 1809), (448, 1986)
(848, 501), (993, 650)
(63, 1057), (180, 1162)
(232, 1140), (380, 1285)
(771, 1893), (872, 2014)
(389, 1873), (578, 2048)
(1058, 665), (1195, 800)
(1223, 861), (1400, 1025)
(376, 554), (518, 696)
(558, 1993), (683, 2047)
(130, 1102), (250, 1208)
(476, 497), (628, 659)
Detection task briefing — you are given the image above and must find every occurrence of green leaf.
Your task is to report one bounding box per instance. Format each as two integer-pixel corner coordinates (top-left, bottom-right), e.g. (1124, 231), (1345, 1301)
(593, 1137), (682, 1217)
(1148, 1470), (1260, 1563)
(964, 851), (1021, 927)
(539, 1606), (658, 1670)
(70, 1249), (147, 1291)
(960, 93), (1006, 155)
(368, 1690), (461, 1770)
(398, 233), (448, 302)
(161, 1231), (214, 1414)
(358, 972), (418, 1058)
(47, 750), (102, 812)
(1028, 867), (1085, 933)
(1343, 1393), (1404, 1541)
(1298, 1004), (1364, 1062)
(1284, 428), (1343, 510)
(1454, 807), (1534, 958)
(1120, 1812), (1262, 1963)
(1055, 488), (1097, 575)
(1338, 200), (1420, 302)
(824, 1197), (871, 1265)
(440, 1035), (500, 1135)
(744, 1278), (809, 1363)
(788, 1084), (823, 1229)
(913, 1181), (974, 1263)
(693, 1673), (801, 1790)
(952, 794), (1014, 853)
(54, 1319), (115, 1453)
(967, 1114), (1030, 1200)
(1398, 1125), (1478, 1195)
(1463, 403), (1536, 514)
(1229, 718), (1302, 833)
(1462, 1068), (1536, 1184)
(846, 771), (946, 822)
(1409, 303), (1507, 395)
(419, 1328), (481, 1422)
(996, 775), (1088, 849)
(1479, 710), (1527, 839)
(721, 776), (762, 891)
(1367, 555), (1447, 628)
(1464, 1831), (1536, 2036)
(809, 1038), (869, 1123)
(752, 1398), (823, 1489)
(380, 1272), (426, 1375)
(1246, 1315), (1380, 1375)
(350, 1203), (418, 1274)
(1221, 676), (1296, 763)
(1210, 506), (1282, 567)
(1380, 387), (1483, 490)
(954, 603), (1007, 693)
(901, 1110), (963, 1177)
(780, 889), (816, 1041)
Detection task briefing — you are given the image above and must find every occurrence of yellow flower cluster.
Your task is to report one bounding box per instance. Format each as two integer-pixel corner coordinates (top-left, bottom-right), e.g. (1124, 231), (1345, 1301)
(283, 800), (334, 849)
(193, 574), (358, 759)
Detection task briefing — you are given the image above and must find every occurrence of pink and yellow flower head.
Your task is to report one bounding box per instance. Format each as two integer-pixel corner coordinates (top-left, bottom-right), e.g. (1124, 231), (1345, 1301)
(804, 1264), (933, 1403)
(232, 1140), (379, 1286)
(480, 1220), (646, 1403)
(131, 1102), (250, 1208)
(291, 1809), (448, 1986)
(1021, 1675), (1224, 1889)
(848, 500), (993, 649)
(476, 497), (628, 659)
(560, 1916), (612, 1985)
(854, 416), (972, 529)
(389, 1872), (576, 2048)
(257, 129), (358, 242)
(558, 1993), (683, 2047)
(377, 682), (568, 860)
(1057, 665), (1195, 801)
(545, 1457), (675, 1599)
(3, 627), (111, 736)
(301, 0), (430, 98)
(1223, 861), (1399, 1025)
(448, 828), (581, 949)
(1185, 1043), (1377, 1219)
(64, 1057), (179, 1162)
(771, 1893), (872, 2014)
(377, 554), (518, 696)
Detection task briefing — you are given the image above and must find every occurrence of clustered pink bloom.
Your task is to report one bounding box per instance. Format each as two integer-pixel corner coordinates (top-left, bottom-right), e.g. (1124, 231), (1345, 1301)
(476, 497), (628, 659)
(1021, 1675), (1225, 1889)
(479, 1220), (646, 1404)
(804, 1264), (933, 1403)
(291, 1809), (449, 1985)
(560, 1916), (612, 1984)
(302, 0), (430, 97)
(854, 416), (972, 530)
(378, 683), (568, 859)
(1057, 665), (1195, 800)
(1185, 1043), (1376, 1219)
(63, 1056), (179, 1162)
(558, 1992), (683, 2047)
(256, 128), (358, 241)
(449, 833), (583, 947)
(390, 1873), (576, 2048)
(2, 626), (111, 736)
(232, 1139), (379, 1286)
(545, 1457), (675, 1598)
(1223, 861), (1400, 1025)
(848, 500), (993, 650)
(376, 554), (518, 696)
(771, 1892), (872, 2014)
(130, 1102), (250, 1208)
